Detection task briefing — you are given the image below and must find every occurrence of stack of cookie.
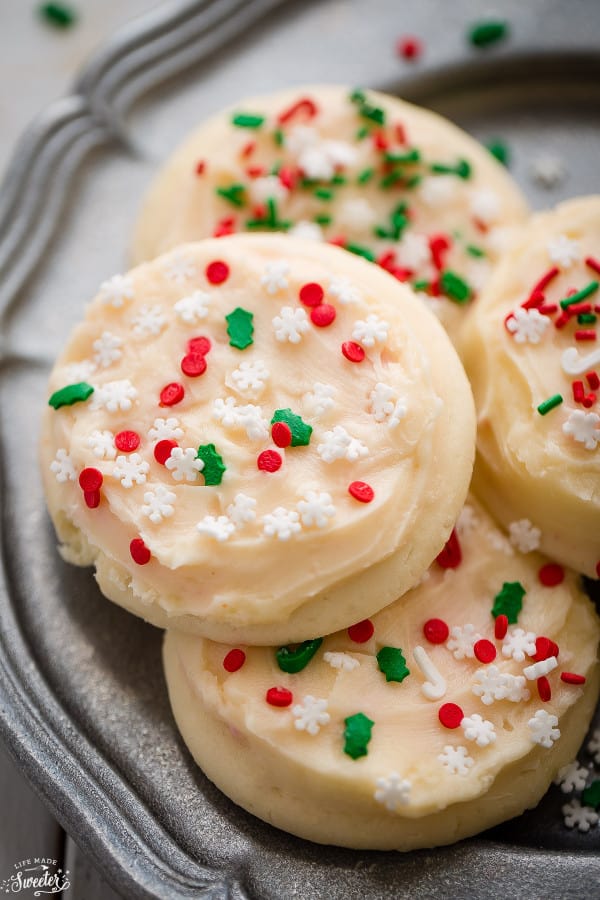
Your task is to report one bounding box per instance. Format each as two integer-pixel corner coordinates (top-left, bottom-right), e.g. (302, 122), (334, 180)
(40, 87), (600, 850)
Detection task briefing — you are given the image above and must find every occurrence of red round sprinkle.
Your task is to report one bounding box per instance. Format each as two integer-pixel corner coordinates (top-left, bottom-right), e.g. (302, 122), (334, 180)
(436, 528), (462, 569)
(397, 35), (422, 60)
(423, 618), (449, 644)
(299, 282), (324, 307)
(160, 382), (185, 407)
(347, 619), (374, 643)
(154, 439), (178, 465)
(310, 303), (336, 327)
(266, 686), (293, 707)
(181, 353), (207, 377)
(114, 430), (140, 453)
(271, 422), (292, 448)
(257, 449), (282, 473)
(187, 335), (212, 356)
(130, 538), (151, 565)
(561, 672), (586, 685)
(494, 614), (509, 640)
(474, 639), (497, 664)
(84, 489), (101, 509)
(438, 702), (464, 729)
(534, 636), (559, 661)
(223, 649), (246, 673)
(206, 260), (229, 284)
(348, 481), (374, 503)
(342, 341), (365, 363)
(537, 676), (552, 702)
(79, 467), (103, 492)
(538, 563), (565, 587)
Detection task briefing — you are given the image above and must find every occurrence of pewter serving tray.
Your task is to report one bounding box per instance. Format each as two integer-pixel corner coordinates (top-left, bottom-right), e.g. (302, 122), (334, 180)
(1, 1), (600, 897)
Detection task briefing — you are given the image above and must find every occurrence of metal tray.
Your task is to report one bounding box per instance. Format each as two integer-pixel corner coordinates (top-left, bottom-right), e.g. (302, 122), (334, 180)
(1, 0), (600, 897)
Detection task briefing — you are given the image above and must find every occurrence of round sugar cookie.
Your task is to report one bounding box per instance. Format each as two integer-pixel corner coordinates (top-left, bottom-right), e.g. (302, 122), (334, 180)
(163, 497), (600, 850)
(41, 234), (475, 644)
(462, 196), (600, 579)
(131, 85), (528, 346)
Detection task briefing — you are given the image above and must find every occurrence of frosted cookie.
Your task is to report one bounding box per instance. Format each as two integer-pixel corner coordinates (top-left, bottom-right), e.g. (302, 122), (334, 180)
(131, 85), (528, 346)
(463, 196), (600, 579)
(163, 498), (600, 850)
(41, 234), (475, 644)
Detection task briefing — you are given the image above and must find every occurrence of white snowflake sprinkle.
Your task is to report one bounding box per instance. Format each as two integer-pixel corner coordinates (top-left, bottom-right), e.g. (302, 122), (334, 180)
(508, 519), (542, 553)
(446, 624), (481, 660)
(554, 761), (589, 793)
(226, 493), (257, 528)
(249, 174), (288, 205)
(506, 308), (550, 344)
(369, 382), (407, 428)
(113, 453), (149, 488)
(438, 745), (474, 776)
(419, 175), (457, 208)
(142, 484), (176, 524)
(174, 290), (210, 324)
(501, 672), (531, 703)
(323, 651), (360, 672)
(92, 331), (122, 368)
(99, 273), (134, 308)
(228, 359), (270, 393)
(288, 220), (324, 242)
(562, 799), (598, 832)
(213, 397), (240, 428)
(470, 188), (501, 225)
(588, 729), (600, 764)
(547, 234), (581, 268)
(327, 276), (361, 305)
(563, 409), (600, 451)
(502, 627), (537, 662)
(260, 259), (290, 295)
(396, 232), (430, 270)
(473, 665), (518, 705)
(272, 306), (310, 343)
(529, 709), (560, 748)
(288, 125), (357, 181)
(455, 504), (479, 537)
(196, 515), (235, 542)
(236, 404), (270, 441)
(337, 198), (376, 231)
(461, 714), (497, 748)
(262, 507), (301, 541)
(297, 491), (336, 528)
(374, 773), (411, 811)
(132, 304), (166, 338)
(90, 379), (137, 412)
(87, 430), (116, 460)
(147, 417), (183, 443)
(63, 359), (97, 382)
(352, 314), (389, 348)
(50, 448), (76, 483)
(163, 251), (196, 283)
(292, 696), (330, 735)
(303, 382), (336, 417)
(531, 155), (566, 188)
(165, 447), (204, 482)
(316, 425), (368, 463)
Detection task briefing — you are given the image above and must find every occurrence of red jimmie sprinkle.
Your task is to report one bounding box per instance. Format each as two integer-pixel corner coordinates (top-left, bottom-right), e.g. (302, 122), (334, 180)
(79, 467), (103, 492)
(582, 393), (597, 408)
(195, 160), (205, 175)
(160, 383), (185, 407)
(114, 430), (140, 453)
(257, 449), (282, 473)
(585, 256), (600, 276)
(213, 217), (235, 238)
(423, 618), (449, 644)
(537, 676), (552, 702)
(223, 649), (246, 673)
(573, 381), (585, 403)
(348, 619), (374, 643)
(348, 481), (374, 503)
(277, 97), (318, 124)
(561, 672), (586, 685)
(187, 335), (212, 356)
(181, 353), (207, 377)
(299, 282), (324, 307)
(311, 303), (336, 327)
(266, 686), (293, 707)
(429, 234), (451, 271)
(436, 528), (462, 569)
(397, 35), (422, 60)
(575, 330), (597, 341)
(494, 614), (509, 640)
(438, 703), (464, 729)
(373, 130), (389, 152)
(522, 289), (545, 310)
(534, 636), (559, 661)
(538, 563), (565, 587)
(84, 490), (100, 509)
(271, 422), (292, 448)
(474, 639), (497, 664)
(528, 266), (559, 301)
(130, 538), (151, 565)
(206, 260), (229, 284)
(342, 341), (365, 363)
(240, 140), (255, 159)
(154, 439), (178, 465)
(586, 371), (600, 390)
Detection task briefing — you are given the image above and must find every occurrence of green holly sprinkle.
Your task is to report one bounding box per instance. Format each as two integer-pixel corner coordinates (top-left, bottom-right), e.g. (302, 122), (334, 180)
(492, 581), (526, 624)
(225, 307), (254, 350)
(376, 647), (410, 683)
(216, 184), (246, 208)
(343, 712), (374, 760)
(48, 382), (94, 409)
(197, 444), (226, 486)
(271, 409), (312, 446)
(582, 781), (600, 809)
(468, 20), (509, 48)
(440, 270), (472, 303)
(231, 113), (265, 129)
(276, 638), (323, 674)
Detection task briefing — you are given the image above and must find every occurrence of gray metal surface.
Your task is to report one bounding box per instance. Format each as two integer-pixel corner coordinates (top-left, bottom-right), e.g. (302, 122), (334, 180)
(1, 0), (600, 897)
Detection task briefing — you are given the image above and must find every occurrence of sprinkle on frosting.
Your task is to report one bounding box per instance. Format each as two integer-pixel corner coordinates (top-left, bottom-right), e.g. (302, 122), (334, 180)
(226, 307), (254, 349)
(528, 709), (560, 748)
(292, 696), (330, 735)
(49, 382), (94, 409)
(376, 647), (410, 683)
(196, 444), (226, 485)
(438, 745), (473, 776)
(343, 712), (374, 759)
(276, 638), (323, 673)
(374, 773), (411, 811)
(492, 581), (525, 623)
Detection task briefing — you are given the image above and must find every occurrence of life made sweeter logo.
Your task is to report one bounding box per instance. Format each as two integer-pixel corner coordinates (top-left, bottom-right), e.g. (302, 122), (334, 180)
(1, 859), (70, 896)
